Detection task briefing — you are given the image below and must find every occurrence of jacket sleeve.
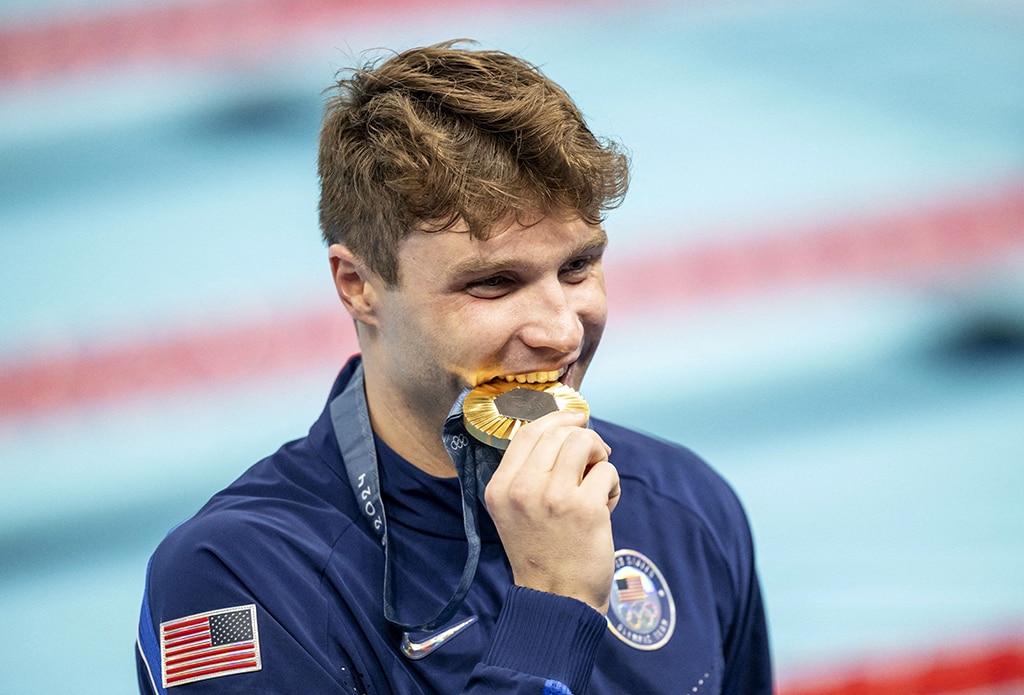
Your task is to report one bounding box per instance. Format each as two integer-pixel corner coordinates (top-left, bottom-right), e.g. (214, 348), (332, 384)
(463, 586), (607, 695)
(139, 564), (605, 695)
(137, 525), (607, 695)
(135, 525), (357, 694)
(719, 502), (773, 695)
(719, 560), (772, 695)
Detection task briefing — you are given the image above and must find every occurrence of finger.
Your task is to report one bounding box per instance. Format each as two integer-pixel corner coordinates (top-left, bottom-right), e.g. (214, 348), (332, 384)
(517, 408), (610, 460)
(486, 411), (581, 503)
(498, 409), (589, 477)
(546, 427), (612, 489)
(579, 459), (620, 513)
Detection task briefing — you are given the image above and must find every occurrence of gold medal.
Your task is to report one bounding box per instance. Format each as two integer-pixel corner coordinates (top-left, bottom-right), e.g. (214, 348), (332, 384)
(463, 379), (590, 449)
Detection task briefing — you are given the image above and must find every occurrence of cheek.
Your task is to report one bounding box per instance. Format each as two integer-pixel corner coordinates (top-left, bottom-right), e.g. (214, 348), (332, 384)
(382, 300), (448, 367)
(456, 305), (514, 347)
(577, 282), (609, 330)
(418, 300), (494, 363)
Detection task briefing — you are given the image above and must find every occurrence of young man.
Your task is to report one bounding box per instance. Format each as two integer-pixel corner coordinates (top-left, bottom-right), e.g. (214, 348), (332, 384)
(136, 41), (772, 694)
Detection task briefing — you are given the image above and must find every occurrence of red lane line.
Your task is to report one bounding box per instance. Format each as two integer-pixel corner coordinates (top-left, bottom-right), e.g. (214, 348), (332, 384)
(1, 183), (1022, 419)
(0, 0), (611, 84)
(0, 309), (359, 418)
(605, 182), (1024, 312)
(779, 636), (1024, 695)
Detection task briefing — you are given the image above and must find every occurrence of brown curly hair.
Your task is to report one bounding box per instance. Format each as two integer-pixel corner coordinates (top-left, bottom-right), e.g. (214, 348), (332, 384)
(318, 40), (630, 286)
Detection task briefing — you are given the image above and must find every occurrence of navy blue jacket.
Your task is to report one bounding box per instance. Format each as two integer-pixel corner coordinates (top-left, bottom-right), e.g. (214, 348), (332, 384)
(137, 357), (772, 693)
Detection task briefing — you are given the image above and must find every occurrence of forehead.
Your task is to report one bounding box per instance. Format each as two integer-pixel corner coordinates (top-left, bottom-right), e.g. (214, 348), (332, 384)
(398, 217), (608, 280)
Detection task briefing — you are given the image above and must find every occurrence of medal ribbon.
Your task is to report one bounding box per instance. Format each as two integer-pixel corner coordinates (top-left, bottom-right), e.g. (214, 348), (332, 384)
(328, 362), (501, 635)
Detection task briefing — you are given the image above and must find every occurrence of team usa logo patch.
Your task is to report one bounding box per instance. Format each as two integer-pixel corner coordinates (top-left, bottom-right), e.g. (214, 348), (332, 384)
(607, 549), (676, 650)
(160, 604), (262, 688)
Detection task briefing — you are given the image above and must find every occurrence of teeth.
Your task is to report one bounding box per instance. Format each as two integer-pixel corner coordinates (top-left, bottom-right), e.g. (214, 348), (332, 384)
(501, 369), (563, 384)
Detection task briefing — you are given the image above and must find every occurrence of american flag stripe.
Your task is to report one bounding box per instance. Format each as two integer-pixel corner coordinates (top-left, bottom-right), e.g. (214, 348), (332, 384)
(165, 625), (211, 646)
(160, 604), (261, 688)
(167, 632), (207, 645)
(167, 652), (259, 678)
(163, 643), (258, 684)
(166, 633), (209, 650)
(166, 643), (254, 668)
(167, 659), (261, 686)
(166, 641), (208, 656)
(167, 630), (206, 640)
(167, 624), (206, 635)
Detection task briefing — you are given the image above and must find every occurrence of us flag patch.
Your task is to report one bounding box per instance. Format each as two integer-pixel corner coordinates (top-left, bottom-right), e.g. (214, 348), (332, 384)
(615, 575), (649, 603)
(160, 604), (261, 688)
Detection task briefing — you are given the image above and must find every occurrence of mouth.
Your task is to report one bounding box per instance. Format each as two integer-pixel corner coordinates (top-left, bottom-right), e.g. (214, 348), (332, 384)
(493, 367), (567, 385)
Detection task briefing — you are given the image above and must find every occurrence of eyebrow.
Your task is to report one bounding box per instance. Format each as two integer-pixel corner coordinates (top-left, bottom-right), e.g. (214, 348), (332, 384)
(446, 227), (609, 280)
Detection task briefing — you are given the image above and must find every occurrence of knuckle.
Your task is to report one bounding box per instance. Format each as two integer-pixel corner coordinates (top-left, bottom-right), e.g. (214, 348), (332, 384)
(597, 459), (619, 479)
(537, 425), (567, 445)
(482, 482), (501, 509)
(567, 427), (605, 452)
(506, 476), (536, 508)
(539, 486), (568, 513)
(563, 427), (590, 444)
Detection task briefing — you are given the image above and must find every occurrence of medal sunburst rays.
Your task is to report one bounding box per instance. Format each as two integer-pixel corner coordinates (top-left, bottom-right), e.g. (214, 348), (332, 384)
(462, 380), (590, 449)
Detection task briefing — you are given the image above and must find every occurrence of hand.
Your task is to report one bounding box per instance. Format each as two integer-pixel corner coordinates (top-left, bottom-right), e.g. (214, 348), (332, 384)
(484, 409), (621, 614)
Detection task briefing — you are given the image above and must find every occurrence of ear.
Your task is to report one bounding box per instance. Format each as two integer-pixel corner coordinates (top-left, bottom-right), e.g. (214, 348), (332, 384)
(328, 244), (381, 325)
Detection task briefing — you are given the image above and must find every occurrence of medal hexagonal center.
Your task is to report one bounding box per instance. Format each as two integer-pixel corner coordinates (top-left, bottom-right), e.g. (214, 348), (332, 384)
(493, 387), (559, 422)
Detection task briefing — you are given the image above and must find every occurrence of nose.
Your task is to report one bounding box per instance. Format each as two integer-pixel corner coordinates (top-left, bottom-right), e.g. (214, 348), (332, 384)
(517, 280), (585, 354)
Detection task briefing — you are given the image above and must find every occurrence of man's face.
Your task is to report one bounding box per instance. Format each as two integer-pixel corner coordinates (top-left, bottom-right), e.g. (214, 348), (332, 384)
(367, 215), (609, 425)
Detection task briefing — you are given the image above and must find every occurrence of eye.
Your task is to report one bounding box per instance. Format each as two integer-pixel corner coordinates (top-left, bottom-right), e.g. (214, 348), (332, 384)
(465, 274), (514, 299)
(560, 255), (598, 282)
